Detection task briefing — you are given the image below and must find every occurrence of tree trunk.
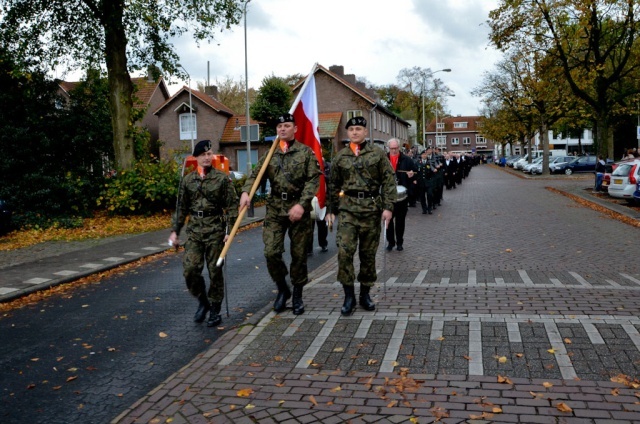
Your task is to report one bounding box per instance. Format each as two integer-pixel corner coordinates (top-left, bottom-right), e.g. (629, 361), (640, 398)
(594, 114), (613, 160)
(103, 1), (134, 170)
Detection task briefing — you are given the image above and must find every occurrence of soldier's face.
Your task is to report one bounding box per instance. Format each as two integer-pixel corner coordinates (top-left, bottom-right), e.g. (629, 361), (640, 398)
(348, 125), (367, 144)
(276, 122), (297, 142)
(196, 150), (214, 167)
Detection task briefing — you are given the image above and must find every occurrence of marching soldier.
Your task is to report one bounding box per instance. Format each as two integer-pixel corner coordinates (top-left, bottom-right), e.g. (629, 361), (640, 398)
(169, 140), (239, 327)
(239, 113), (321, 316)
(417, 149), (436, 214)
(326, 117), (396, 316)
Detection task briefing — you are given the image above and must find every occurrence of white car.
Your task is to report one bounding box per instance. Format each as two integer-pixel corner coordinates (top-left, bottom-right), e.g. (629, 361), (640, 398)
(522, 157), (544, 174)
(608, 159), (640, 201)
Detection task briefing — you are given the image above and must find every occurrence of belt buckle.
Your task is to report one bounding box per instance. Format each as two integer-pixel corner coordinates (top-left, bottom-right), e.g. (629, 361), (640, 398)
(358, 192), (365, 199)
(281, 192), (288, 200)
(196, 211), (204, 218)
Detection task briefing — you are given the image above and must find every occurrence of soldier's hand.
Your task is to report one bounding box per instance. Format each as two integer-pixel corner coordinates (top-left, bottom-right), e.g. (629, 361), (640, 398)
(288, 204), (304, 222)
(326, 213), (335, 232)
(382, 210), (393, 229)
(239, 192), (251, 210)
(168, 231), (180, 249)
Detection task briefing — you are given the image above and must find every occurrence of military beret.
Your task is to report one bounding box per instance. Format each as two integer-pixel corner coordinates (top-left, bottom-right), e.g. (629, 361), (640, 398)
(192, 140), (212, 157)
(277, 113), (295, 124)
(345, 116), (367, 129)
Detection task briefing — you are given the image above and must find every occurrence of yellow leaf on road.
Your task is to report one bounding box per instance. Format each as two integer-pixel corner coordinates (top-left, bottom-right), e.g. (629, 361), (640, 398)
(237, 388), (254, 397)
(556, 402), (573, 412)
(159, 332), (168, 338)
(498, 356), (507, 363)
(543, 382), (553, 388)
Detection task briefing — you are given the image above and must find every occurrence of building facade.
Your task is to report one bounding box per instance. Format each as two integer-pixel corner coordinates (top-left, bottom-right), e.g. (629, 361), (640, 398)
(425, 115), (495, 159)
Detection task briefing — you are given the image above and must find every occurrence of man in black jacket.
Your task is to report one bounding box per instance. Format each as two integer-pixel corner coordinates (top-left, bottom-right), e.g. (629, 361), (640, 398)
(386, 138), (416, 251)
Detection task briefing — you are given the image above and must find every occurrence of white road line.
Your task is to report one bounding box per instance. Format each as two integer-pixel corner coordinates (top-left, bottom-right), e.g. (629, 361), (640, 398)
(218, 310), (275, 366)
(23, 278), (51, 285)
(550, 278), (563, 287)
(518, 270), (534, 286)
(582, 323), (605, 344)
(103, 257), (125, 262)
(621, 273), (640, 286)
(380, 320), (407, 373)
(468, 269), (477, 286)
(430, 320), (444, 340)
(495, 277), (505, 286)
(53, 270), (79, 276)
(441, 277), (450, 285)
(79, 263), (103, 269)
(622, 324), (640, 351)
(544, 321), (578, 380)
(355, 318), (373, 339)
(0, 287), (18, 295)
(468, 321), (483, 375)
(507, 322), (522, 343)
(570, 271), (593, 288)
(296, 316), (339, 369)
(412, 270), (428, 286)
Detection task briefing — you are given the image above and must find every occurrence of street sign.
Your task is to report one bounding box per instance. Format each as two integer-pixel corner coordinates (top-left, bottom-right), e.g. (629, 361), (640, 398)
(241, 124), (260, 142)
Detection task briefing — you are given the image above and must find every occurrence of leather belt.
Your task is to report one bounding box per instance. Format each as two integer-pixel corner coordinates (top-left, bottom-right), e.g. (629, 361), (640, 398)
(191, 210), (222, 218)
(344, 190), (377, 199)
(271, 191), (300, 201)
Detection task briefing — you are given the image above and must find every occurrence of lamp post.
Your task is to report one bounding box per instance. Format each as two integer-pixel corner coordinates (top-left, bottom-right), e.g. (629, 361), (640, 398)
(243, 0), (254, 217)
(421, 68), (451, 150)
(179, 65), (195, 153)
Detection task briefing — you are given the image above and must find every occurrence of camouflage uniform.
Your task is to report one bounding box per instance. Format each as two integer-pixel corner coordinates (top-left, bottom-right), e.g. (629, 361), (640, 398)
(173, 168), (239, 303)
(243, 140), (321, 288)
(328, 142), (397, 287)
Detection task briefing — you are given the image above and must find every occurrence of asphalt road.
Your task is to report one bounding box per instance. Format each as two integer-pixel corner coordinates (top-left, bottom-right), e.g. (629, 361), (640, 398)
(0, 225), (336, 424)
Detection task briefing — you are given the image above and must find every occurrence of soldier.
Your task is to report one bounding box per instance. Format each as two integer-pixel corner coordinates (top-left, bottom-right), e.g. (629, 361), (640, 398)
(239, 113), (321, 316)
(169, 140), (239, 327)
(326, 117), (396, 316)
(417, 149), (436, 214)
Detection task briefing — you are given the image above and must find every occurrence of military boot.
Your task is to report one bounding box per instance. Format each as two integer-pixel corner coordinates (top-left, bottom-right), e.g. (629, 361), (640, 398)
(194, 294), (210, 323)
(207, 302), (222, 327)
(274, 280), (291, 313)
(359, 285), (376, 311)
(292, 285), (305, 315)
(341, 285), (356, 316)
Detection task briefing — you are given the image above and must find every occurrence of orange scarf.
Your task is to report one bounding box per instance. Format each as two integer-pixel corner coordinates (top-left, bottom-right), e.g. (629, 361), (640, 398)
(280, 140), (289, 153)
(350, 142), (360, 156)
(389, 154), (399, 171)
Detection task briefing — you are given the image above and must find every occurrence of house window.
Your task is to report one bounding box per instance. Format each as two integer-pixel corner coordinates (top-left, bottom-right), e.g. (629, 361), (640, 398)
(180, 113), (197, 140)
(428, 139), (433, 146)
(436, 135), (447, 146)
(476, 135), (485, 144)
(451, 137), (460, 145)
(436, 122), (444, 130)
(347, 110), (363, 120)
(463, 137), (471, 145)
(454, 122), (468, 128)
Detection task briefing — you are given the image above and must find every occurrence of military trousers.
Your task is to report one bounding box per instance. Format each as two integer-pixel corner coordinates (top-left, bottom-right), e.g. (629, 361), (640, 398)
(263, 212), (311, 286)
(183, 225), (225, 302)
(336, 210), (381, 287)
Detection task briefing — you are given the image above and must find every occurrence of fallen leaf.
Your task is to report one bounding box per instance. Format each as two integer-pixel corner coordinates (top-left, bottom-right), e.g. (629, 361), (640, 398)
(31, 358), (40, 362)
(463, 355), (472, 361)
(547, 348), (556, 354)
(611, 388), (620, 396)
(236, 388), (254, 397)
(497, 375), (512, 384)
(333, 347), (344, 352)
(82, 305), (89, 308)
(387, 400), (398, 408)
(515, 353), (524, 358)
(309, 395), (318, 406)
(492, 406), (503, 413)
(543, 382), (553, 388)
(66, 376), (77, 382)
(367, 359), (378, 365)
(53, 386), (62, 390)
(158, 332), (168, 338)
(556, 402), (573, 413)
(27, 384), (36, 390)
(505, 248), (512, 252)
(107, 347), (116, 352)
(245, 404), (255, 409)
(330, 386), (341, 392)
(498, 356), (507, 363)
(437, 336), (445, 341)
(564, 338), (572, 344)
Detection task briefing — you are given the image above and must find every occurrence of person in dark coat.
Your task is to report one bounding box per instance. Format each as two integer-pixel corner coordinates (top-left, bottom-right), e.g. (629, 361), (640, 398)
(416, 149), (436, 214)
(385, 138), (416, 251)
(443, 153), (457, 190)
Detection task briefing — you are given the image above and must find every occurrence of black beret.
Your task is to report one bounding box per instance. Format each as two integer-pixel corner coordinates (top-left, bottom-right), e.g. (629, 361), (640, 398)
(277, 113), (295, 124)
(345, 116), (367, 129)
(192, 140), (212, 157)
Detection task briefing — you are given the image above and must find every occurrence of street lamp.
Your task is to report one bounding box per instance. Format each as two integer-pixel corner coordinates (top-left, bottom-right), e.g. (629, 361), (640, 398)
(179, 65), (195, 153)
(421, 68), (451, 150)
(243, 0), (254, 217)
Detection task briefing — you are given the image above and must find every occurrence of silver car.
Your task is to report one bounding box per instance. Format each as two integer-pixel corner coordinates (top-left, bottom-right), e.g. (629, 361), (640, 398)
(608, 159), (640, 201)
(532, 156), (574, 175)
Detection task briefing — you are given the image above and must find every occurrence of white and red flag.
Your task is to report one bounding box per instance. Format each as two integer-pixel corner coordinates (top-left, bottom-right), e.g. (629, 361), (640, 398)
(290, 63), (326, 210)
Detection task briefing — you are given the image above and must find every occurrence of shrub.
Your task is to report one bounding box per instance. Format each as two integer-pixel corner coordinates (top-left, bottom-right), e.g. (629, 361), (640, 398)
(98, 159), (180, 215)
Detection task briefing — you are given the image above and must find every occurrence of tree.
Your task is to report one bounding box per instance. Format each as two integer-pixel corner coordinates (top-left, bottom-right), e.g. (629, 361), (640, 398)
(488, 0), (640, 159)
(0, 0), (244, 170)
(250, 75), (293, 137)
(197, 76), (257, 115)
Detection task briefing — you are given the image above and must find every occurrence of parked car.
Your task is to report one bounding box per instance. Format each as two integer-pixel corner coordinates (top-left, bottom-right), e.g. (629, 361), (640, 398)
(633, 181), (640, 204)
(513, 155), (530, 170)
(522, 156), (544, 174)
(550, 155), (597, 175)
(531, 156), (574, 175)
(607, 158), (640, 201)
(0, 199), (11, 235)
(505, 155), (522, 168)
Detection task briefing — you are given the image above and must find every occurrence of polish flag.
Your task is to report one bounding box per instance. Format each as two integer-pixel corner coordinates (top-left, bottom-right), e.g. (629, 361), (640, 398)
(291, 64), (325, 209)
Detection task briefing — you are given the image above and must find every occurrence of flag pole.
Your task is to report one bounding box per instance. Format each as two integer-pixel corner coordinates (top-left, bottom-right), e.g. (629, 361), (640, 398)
(289, 62), (318, 114)
(216, 136), (280, 267)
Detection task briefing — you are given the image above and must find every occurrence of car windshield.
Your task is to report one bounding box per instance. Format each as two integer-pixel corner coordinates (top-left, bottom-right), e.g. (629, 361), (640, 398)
(612, 163), (633, 176)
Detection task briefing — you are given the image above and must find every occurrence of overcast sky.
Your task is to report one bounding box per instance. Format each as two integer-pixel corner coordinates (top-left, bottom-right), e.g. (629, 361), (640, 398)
(166, 0), (503, 117)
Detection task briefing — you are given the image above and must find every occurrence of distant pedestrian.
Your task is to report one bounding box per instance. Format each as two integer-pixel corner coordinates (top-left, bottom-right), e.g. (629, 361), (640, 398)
(239, 113), (321, 316)
(327, 117), (396, 316)
(385, 138), (416, 251)
(169, 140), (239, 327)
(594, 155), (606, 192)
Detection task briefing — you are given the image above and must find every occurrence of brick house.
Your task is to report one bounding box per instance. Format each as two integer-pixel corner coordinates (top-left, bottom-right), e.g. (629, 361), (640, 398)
(154, 85), (235, 161)
(217, 64), (411, 172)
(425, 115), (496, 159)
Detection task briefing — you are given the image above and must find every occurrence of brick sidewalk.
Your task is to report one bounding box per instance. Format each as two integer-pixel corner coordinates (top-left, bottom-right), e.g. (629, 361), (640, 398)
(112, 165), (640, 424)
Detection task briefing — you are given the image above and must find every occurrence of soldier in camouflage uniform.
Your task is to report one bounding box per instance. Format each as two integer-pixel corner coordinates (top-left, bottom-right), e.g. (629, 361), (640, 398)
(169, 140), (239, 327)
(326, 117), (396, 316)
(239, 113), (321, 316)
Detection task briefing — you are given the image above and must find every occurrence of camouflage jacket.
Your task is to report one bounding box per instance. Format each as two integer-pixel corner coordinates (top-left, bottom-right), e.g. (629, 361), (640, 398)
(328, 142), (397, 215)
(172, 168), (239, 235)
(242, 140), (321, 216)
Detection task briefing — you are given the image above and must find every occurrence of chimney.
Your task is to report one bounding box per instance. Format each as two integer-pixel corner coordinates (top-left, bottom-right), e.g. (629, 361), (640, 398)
(204, 85), (219, 99)
(329, 65), (344, 76)
(147, 65), (159, 82)
(344, 74), (356, 85)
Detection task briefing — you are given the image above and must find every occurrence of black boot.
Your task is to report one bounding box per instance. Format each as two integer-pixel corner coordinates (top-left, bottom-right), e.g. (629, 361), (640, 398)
(292, 285), (305, 315)
(194, 294), (210, 323)
(207, 302), (222, 327)
(359, 285), (376, 311)
(341, 285), (356, 316)
(274, 280), (291, 313)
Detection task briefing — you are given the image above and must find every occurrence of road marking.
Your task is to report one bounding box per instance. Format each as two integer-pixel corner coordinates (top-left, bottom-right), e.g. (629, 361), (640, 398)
(582, 323), (605, 344)
(468, 269), (477, 286)
(103, 257), (125, 262)
(53, 270), (79, 276)
(570, 271), (593, 288)
(544, 321), (578, 380)
(431, 319), (444, 340)
(507, 322), (522, 343)
(23, 278), (51, 285)
(518, 270), (534, 286)
(380, 320), (407, 373)
(218, 310), (275, 366)
(621, 273), (640, 286)
(79, 263), (103, 269)
(0, 287), (18, 295)
(355, 318), (373, 339)
(622, 324), (640, 351)
(468, 321), (483, 375)
(412, 270), (427, 285)
(296, 316), (339, 369)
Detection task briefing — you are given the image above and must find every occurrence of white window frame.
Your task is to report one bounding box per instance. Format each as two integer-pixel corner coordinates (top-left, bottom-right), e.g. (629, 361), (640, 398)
(476, 135), (485, 144)
(451, 137), (460, 145)
(347, 110), (363, 120)
(180, 113), (197, 140)
(436, 122), (445, 130)
(463, 137), (471, 145)
(454, 122), (468, 129)
(436, 135), (447, 146)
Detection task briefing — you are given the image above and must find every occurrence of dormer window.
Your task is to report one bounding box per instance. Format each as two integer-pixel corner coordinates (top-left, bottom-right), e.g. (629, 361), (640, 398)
(175, 102), (197, 141)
